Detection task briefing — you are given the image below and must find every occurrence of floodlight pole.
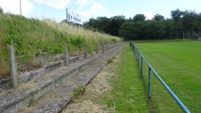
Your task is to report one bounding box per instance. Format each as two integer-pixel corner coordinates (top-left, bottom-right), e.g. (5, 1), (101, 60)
(19, 0), (22, 15)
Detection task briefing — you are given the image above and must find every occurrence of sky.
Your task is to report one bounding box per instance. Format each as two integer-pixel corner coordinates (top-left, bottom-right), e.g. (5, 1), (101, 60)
(0, 0), (201, 23)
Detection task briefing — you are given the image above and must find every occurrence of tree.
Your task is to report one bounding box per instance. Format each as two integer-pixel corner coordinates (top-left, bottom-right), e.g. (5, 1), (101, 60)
(133, 14), (146, 22)
(119, 22), (146, 40)
(0, 7), (3, 14)
(154, 14), (165, 21)
(83, 17), (98, 31)
(181, 10), (198, 38)
(119, 22), (136, 40)
(164, 19), (175, 39)
(197, 13), (201, 36)
(171, 9), (183, 38)
(145, 20), (166, 39)
(107, 15), (126, 36)
(96, 17), (110, 33)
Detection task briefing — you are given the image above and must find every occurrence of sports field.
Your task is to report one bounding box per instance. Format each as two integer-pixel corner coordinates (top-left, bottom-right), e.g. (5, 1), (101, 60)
(134, 41), (201, 113)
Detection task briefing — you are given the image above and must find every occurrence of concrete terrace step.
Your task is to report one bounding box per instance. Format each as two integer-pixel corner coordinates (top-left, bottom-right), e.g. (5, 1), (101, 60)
(0, 43), (125, 113)
(25, 60), (107, 113)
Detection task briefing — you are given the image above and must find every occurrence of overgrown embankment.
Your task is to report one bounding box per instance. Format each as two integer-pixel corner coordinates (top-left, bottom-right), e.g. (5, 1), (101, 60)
(0, 13), (121, 77)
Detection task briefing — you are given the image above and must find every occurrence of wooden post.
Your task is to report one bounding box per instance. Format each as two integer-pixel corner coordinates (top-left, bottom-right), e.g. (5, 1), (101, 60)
(102, 42), (104, 53)
(85, 42), (87, 58)
(8, 45), (17, 88)
(64, 43), (68, 66)
(96, 42), (98, 54)
(107, 42), (109, 50)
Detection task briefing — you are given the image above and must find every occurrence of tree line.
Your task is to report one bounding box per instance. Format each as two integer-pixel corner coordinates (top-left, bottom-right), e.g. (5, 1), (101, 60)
(84, 9), (201, 40)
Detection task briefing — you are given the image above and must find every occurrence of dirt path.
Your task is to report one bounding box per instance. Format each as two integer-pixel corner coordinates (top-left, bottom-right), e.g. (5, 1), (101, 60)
(62, 49), (122, 113)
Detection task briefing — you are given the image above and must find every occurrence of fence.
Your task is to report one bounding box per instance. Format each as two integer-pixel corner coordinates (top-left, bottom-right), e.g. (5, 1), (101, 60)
(130, 42), (190, 113)
(0, 42), (114, 92)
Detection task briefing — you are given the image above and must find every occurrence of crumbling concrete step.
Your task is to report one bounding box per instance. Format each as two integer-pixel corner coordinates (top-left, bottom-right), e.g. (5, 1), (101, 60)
(23, 43), (124, 113)
(0, 43), (124, 113)
(25, 62), (107, 113)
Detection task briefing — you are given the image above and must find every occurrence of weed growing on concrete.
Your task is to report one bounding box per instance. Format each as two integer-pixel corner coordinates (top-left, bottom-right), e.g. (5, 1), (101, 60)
(28, 98), (35, 107)
(73, 85), (85, 99)
(107, 58), (113, 63)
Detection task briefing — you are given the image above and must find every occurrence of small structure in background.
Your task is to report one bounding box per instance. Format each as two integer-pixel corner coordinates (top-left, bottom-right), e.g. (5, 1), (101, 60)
(66, 8), (83, 25)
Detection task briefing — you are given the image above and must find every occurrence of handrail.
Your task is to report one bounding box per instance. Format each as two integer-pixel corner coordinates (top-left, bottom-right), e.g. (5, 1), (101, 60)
(130, 42), (191, 113)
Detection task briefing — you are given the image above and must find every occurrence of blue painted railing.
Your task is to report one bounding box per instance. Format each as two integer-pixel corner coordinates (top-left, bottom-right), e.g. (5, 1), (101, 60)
(130, 42), (191, 113)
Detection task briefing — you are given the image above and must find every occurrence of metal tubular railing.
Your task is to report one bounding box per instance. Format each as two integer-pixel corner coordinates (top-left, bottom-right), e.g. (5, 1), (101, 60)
(130, 42), (191, 113)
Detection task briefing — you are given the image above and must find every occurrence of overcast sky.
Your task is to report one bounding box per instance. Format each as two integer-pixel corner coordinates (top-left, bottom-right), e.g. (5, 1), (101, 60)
(0, 0), (201, 22)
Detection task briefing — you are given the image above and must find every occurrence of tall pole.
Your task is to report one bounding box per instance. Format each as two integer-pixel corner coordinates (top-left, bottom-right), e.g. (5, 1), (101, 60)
(19, 0), (22, 15)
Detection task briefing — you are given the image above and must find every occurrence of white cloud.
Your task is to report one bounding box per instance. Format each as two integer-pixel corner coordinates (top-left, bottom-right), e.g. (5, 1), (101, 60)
(76, 0), (88, 9)
(144, 11), (155, 20)
(77, 3), (105, 17)
(91, 3), (102, 9)
(156, 3), (161, 7)
(0, 0), (33, 15)
(34, 0), (70, 9)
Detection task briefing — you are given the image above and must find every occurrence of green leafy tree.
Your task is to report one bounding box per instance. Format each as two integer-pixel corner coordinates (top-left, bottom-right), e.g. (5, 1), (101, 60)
(164, 19), (175, 39)
(181, 10), (199, 38)
(133, 14), (146, 22)
(107, 15), (126, 36)
(197, 13), (201, 36)
(171, 9), (183, 38)
(154, 14), (165, 21)
(0, 7), (3, 14)
(119, 22), (146, 40)
(96, 16), (110, 33)
(145, 20), (166, 39)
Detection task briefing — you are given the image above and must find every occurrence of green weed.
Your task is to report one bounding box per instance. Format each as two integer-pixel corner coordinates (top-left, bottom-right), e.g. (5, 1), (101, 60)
(107, 58), (113, 63)
(73, 85), (85, 99)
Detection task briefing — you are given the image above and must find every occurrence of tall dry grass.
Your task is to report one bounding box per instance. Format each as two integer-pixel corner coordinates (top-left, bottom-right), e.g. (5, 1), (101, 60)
(0, 14), (122, 77)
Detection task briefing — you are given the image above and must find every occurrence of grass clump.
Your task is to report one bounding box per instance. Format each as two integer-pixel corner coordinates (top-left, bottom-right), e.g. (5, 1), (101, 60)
(107, 58), (113, 63)
(0, 14), (122, 77)
(73, 85), (85, 99)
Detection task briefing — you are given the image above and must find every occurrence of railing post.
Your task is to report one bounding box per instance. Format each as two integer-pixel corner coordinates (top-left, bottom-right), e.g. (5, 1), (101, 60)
(140, 56), (143, 77)
(137, 49), (139, 61)
(64, 43), (68, 66)
(148, 67), (151, 99)
(8, 45), (17, 88)
(133, 45), (134, 51)
(138, 51), (140, 67)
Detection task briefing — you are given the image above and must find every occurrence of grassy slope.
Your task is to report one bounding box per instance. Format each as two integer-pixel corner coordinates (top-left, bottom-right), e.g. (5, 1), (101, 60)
(135, 41), (201, 113)
(0, 14), (121, 77)
(103, 44), (148, 112)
